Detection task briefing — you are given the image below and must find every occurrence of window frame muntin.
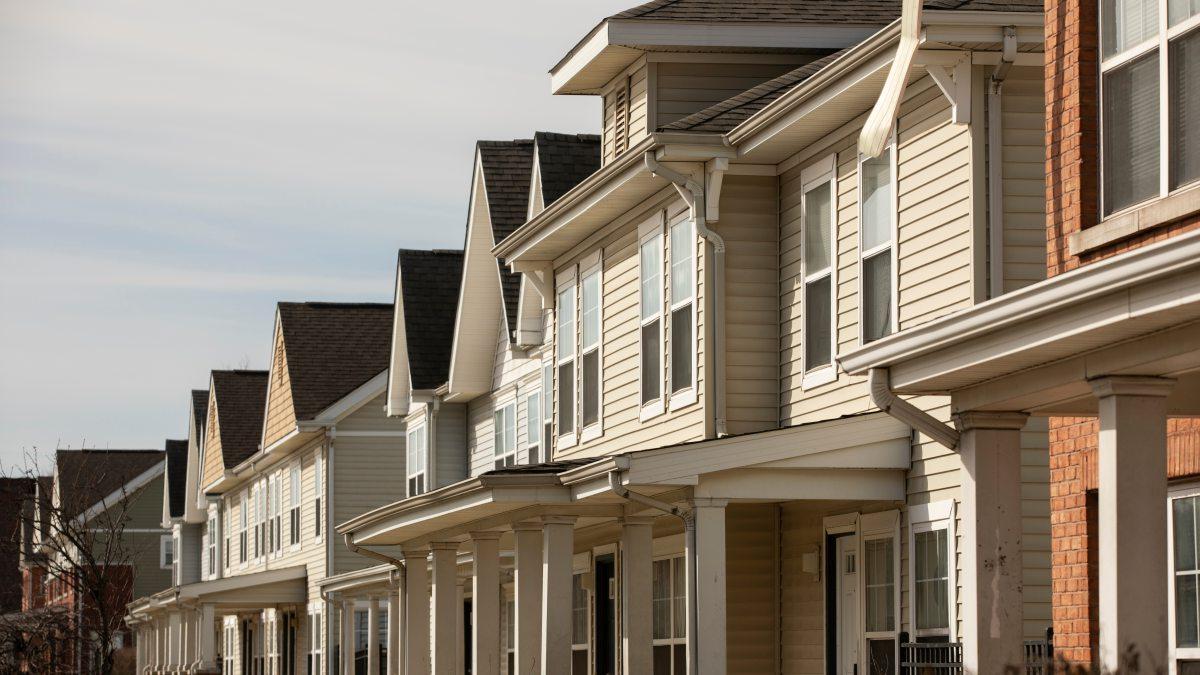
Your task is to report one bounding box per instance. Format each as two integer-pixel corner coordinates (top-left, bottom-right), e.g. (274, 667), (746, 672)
(800, 154), (840, 389)
(857, 134), (899, 346)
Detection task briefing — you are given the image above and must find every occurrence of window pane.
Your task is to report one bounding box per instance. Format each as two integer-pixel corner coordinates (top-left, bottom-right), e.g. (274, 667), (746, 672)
(641, 236), (662, 321)
(558, 287), (575, 359)
(1177, 497), (1198, 571)
(804, 181), (833, 272)
(1103, 52), (1161, 213)
(654, 646), (671, 675)
(670, 306), (693, 394)
(641, 320), (661, 404)
(1103, 0), (1158, 57)
(1171, 0), (1200, 25)
(1171, 29), (1200, 189)
(865, 537), (895, 633)
(863, 251), (892, 343)
(543, 365), (553, 418)
(861, 151), (892, 251)
(572, 574), (588, 645)
(1179, 573), (1200, 647)
(867, 638), (896, 675)
(653, 559), (671, 640)
(804, 275), (832, 370)
(582, 272), (600, 348)
(493, 410), (505, 455)
(582, 350), (599, 427)
(672, 557), (686, 639)
(559, 363), (574, 435)
(670, 220), (694, 304)
(528, 393), (541, 450)
(914, 530), (949, 631)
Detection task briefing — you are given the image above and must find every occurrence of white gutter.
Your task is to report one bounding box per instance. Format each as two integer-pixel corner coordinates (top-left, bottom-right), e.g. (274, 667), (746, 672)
(642, 152), (728, 436)
(868, 368), (959, 451)
(859, 0), (922, 157)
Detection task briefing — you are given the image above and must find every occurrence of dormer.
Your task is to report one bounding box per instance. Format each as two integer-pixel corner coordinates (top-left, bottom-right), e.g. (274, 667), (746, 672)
(552, 0), (897, 165)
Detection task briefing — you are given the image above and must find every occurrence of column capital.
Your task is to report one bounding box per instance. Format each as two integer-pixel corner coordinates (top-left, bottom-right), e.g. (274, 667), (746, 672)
(953, 410), (1029, 431)
(540, 515), (578, 526)
(401, 546), (430, 561)
(429, 541), (460, 552)
(511, 520), (543, 532)
(687, 497), (728, 509)
(619, 516), (657, 526)
(1090, 375), (1176, 399)
(468, 530), (502, 541)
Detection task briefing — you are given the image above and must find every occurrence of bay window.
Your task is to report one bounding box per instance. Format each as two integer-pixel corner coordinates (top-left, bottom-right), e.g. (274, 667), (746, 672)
(860, 144), (895, 344)
(557, 278), (577, 444)
(652, 555), (687, 675)
(802, 156), (837, 387)
(580, 267), (602, 433)
(1101, 0), (1200, 215)
(494, 401), (517, 469)
(526, 391), (541, 464)
(407, 424), (427, 497)
(639, 215), (665, 416)
(669, 215), (695, 403)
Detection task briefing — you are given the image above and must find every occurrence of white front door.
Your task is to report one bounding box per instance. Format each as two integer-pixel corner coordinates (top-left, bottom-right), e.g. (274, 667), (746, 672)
(836, 534), (859, 675)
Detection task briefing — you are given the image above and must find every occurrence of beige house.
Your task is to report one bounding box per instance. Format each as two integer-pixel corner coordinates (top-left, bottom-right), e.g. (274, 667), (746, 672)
(332, 2), (1054, 675)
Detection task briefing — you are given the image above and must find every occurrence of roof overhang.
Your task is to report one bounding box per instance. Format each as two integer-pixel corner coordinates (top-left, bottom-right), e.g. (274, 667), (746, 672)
(75, 459), (165, 529)
(838, 230), (1200, 415)
(319, 564), (396, 595)
(551, 18), (886, 95)
(128, 566), (308, 618)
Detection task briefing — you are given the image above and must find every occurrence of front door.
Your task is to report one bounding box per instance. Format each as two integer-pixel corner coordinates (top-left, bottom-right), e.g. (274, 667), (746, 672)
(594, 554), (616, 675)
(831, 534), (859, 675)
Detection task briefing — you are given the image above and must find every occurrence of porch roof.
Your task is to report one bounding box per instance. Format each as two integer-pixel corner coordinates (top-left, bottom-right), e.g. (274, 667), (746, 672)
(128, 565), (308, 618)
(339, 411), (910, 548)
(838, 230), (1200, 415)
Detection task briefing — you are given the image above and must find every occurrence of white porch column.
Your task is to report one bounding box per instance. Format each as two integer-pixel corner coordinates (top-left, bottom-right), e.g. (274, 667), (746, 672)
(471, 531), (502, 675)
(456, 579), (466, 675)
(168, 609), (183, 671)
(1093, 376), (1174, 672)
(403, 548), (431, 675)
(341, 597), (356, 675)
(512, 522), (543, 675)
(956, 411), (1027, 674)
(621, 516), (654, 675)
(689, 499), (727, 675)
(430, 542), (459, 675)
(388, 578), (402, 675)
(181, 609), (194, 671)
(367, 595), (381, 675)
(197, 604), (217, 672)
(540, 516), (576, 675)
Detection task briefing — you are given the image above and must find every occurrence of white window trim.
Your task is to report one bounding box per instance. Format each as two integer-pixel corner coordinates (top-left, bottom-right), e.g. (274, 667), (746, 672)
(651, 551), (688, 669)
(541, 359), (554, 461)
(579, 251), (605, 443)
(494, 398), (518, 468)
(525, 390), (542, 464)
(857, 133), (899, 346)
(638, 212), (667, 421)
(1169, 482), (1200, 664)
(908, 500), (958, 641)
(1099, 3), (1200, 216)
(308, 601), (324, 674)
(800, 154), (839, 390)
(667, 210), (699, 412)
(557, 267), (579, 448)
(159, 534), (173, 570)
(288, 460), (302, 552)
(407, 422), (428, 497)
(313, 449), (324, 542)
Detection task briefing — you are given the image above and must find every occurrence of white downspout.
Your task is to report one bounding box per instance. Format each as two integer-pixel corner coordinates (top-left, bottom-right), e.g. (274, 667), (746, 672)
(643, 152), (728, 437)
(987, 26), (1018, 298)
(868, 368), (959, 450)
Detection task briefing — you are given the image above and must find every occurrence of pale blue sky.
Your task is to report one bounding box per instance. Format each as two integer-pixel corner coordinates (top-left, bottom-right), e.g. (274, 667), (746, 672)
(0, 1), (632, 470)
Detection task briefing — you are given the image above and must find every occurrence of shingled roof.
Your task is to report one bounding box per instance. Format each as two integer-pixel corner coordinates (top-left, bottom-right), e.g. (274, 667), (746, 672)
(276, 302), (394, 421)
(662, 51), (847, 133)
(611, 0), (1039, 23)
(191, 389), (208, 440)
(211, 370), (268, 469)
(55, 449), (163, 519)
(534, 132), (602, 206)
(398, 249), (464, 390)
(164, 438), (188, 519)
(477, 141), (535, 338)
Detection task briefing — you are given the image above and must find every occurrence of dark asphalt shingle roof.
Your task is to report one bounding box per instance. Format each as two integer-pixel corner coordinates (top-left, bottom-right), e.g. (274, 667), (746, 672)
(611, 0), (1039, 22)
(164, 439), (188, 519)
(398, 250), (464, 390)
(191, 389), (208, 442)
(276, 302), (394, 421)
(534, 132), (602, 206)
(482, 458), (596, 476)
(55, 449), (164, 519)
(478, 141), (534, 338)
(662, 50), (847, 133)
(211, 370), (268, 469)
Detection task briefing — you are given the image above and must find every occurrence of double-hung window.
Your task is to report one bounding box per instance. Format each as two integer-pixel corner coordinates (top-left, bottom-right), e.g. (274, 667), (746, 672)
(313, 451), (323, 539)
(580, 266), (602, 435)
(239, 492), (248, 565)
(308, 604), (323, 675)
(207, 513), (218, 579)
(639, 215), (665, 417)
(493, 401), (517, 469)
(1171, 486), (1200, 662)
(909, 501), (956, 643)
(160, 534), (173, 570)
(801, 156), (837, 388)
(557, 275), (577, 445)
(224, 504), (231, 572)
(254, 483), (263, 559)
(652, 555), (687, 675)
(1101, 0), (1200, 215)
(406, 424), (427, 497)
(542, 362), (554, 454)
(273, 474), (282, 555)
(859, 143), (896, 344)
(289, 463), (301, 547)
(571, 572), (589, 675)
(526, 391), (542, 464)
(668, 214), (696, 405)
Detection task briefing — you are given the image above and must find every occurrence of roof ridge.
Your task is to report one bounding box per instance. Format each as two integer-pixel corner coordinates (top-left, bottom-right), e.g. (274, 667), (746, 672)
(477, 139), (535, 148)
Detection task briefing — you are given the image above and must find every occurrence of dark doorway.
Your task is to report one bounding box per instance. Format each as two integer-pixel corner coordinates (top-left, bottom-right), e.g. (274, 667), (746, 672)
(241, 619), (254, 675)
(594, 553), (616, 675)
(464, 598), (473, 675)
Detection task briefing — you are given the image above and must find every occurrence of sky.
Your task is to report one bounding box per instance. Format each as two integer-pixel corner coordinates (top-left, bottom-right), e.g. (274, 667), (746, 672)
(0, 1), (634, 472)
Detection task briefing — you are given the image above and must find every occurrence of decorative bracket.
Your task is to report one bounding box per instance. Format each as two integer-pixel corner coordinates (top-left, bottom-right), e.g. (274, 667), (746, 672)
(924, 54), (972, 125)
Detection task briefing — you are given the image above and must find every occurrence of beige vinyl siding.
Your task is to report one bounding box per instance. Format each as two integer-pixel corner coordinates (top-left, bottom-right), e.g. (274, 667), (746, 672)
(201, 391), (224, 488)
(716, 174), (780, 435)
(331, 403), (405, 574)
(653, 61), (802, 129)
(1020, 417), (1051, 638)
(435, 402), (468, 488)
(998, 65), (1047, 293)
(601, 61), (648, 165)
(726, 503), (778, 675)
(263, 320), (297, 448)
(552, 197), (707, 462)
(468, 393), (498, 477)
(779, 504), (824, 674)
(129, 530), (173, 598)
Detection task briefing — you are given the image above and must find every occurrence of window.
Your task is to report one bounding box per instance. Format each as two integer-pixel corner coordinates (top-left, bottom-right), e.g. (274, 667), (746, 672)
(407, 424), (427, 497)
(909, 501), (955, 643)
(505, 595), (516, 675)
(864, 534), (898, 674)
(571, 572), (589, 675)
(669, 216), (696, 403)
(557, 279), (577, 443)
(652, 555), (687, 675)
(802, 157), (837, 386)
(207, 514), (218, 579)
(860, 144), (895, 344)
(308, 605), (323, 675)
(224, 504), (231, 572)
(239, 492), (248, 565)
(526, 391), (542, 464)
(1101, 0), (1200, 215)
(639, 216), (665, 416)
(313, 451), (323, 539)
(541, 362), (554, 455)
(289, 463), (301, 547)
(254, 482), (263, 559)
(494, 402), (517, 469)
(580, 268), (602, 431)
(272, 473), (282, 555)
(223, 619), (236, 673)
(160, 534), (173, 570)
(1172, 487), (1200, 661)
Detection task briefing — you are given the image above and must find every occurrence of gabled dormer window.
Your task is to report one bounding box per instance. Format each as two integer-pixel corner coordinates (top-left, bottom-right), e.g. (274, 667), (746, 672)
(494, 401), (517, 469)
(407, 424), (427, 497)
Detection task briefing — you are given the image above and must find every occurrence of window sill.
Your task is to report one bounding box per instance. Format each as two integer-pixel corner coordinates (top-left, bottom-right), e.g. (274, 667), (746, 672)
(580, 424), (603, 444)
(558, 432), (578, 450)
(801, 366), (837, 391)
(1071, 183), (1200, 256)
(668, 388), (697, 411)
(640, 400), (665, 422)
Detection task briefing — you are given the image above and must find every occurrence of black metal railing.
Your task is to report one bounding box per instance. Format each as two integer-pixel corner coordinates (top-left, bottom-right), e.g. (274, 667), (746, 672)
(901, 640), (964, 675)
(1023, 627), (1054, 675)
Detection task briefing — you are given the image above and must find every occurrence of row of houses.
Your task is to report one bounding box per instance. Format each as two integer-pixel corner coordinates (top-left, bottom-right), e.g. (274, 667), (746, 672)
(122, 0), (1200, 674)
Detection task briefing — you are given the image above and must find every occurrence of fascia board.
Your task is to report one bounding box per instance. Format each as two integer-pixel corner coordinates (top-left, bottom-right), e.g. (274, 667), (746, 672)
(387, 253), (412, 418)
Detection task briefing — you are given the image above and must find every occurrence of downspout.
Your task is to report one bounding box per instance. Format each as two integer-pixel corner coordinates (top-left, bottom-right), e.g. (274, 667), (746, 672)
(608, 471), (699, 674)
(343, 532), (405, 569)
(643, 152), (728, 437)
(987, 26), (1018, 298)
(868, 368), (959, 450)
